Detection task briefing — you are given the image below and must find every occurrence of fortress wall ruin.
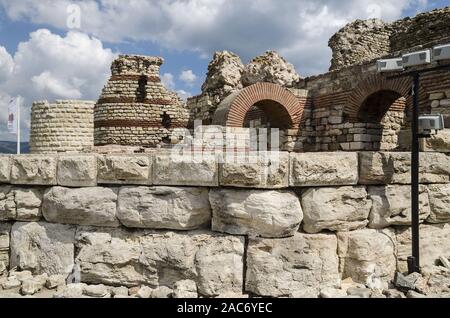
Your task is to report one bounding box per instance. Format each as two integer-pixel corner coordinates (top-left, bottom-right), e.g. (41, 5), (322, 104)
(1, 150), (450, 297)
(329, 7), (450, 71)
(29, 100), (95, 154)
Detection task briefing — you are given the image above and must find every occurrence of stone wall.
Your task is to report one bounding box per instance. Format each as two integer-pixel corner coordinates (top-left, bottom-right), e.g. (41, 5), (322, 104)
(94, 55), (189, 148)
(29, 100), (95, 154)
(329, 7), (450, 70)
(1, 151), (450, 298)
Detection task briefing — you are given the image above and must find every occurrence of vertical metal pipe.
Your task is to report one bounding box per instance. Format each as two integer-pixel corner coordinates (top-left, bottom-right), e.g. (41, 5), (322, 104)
(408, 72), (420, 274)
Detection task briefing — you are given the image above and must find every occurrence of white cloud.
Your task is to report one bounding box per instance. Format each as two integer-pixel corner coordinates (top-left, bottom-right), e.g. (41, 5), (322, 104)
(179, 70), (197, 85)
(0, 0), (427, 75)
(161, 72), (175, 90)
(0, 28), (116, 141)
(0, 47), (13, 83)
(176, 89), (192, 101)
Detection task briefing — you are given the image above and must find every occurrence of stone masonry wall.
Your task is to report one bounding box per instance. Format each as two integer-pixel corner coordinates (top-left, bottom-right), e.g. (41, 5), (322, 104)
(329, 7), (450, 70)
(94, 55), (189, 147)
(1, 151), (450, 298)
(29, 100), (95, 154)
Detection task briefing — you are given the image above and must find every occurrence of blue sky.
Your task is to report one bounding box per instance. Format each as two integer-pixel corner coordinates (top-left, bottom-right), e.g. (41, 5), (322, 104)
(0, 0), (449, 141)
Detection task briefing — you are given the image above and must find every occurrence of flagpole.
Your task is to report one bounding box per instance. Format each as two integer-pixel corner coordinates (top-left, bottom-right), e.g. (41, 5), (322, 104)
(17, 98), (20, 155)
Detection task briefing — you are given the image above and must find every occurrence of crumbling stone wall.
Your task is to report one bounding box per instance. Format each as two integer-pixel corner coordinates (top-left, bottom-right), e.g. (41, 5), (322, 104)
(1, 151), (450, 298)
(329, 7), (450, 71)
(29, 100), (95, 154)
(188, 51), (301, 127)
(94, 55), (189, 148)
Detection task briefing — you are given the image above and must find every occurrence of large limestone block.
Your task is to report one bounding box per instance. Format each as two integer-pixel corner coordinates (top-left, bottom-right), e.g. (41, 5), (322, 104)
(0, 155), (11, 183)
(290, 152), (358, 187)
(246, 233), (339, 297)
(11, 156), (57, 185)
(75, 228), (146, 287)
(0, 186), (43, 221)
(219, 152), (289, 188)
(359, 152), (450, 184)
(117, 186), (211, 230)
(338, 229), (396, 289)
(14, 188), (44, 221)
(75, 228), (244, 296)
(97, 155), (152, 185)
(153, 153), (218, 186)
(427, 184), (450, 223)
(10, 222), (76, 275)
(57, 155), (97, 187)
(396, 224), (450, 273)
(421, 129), (450, 153)
(368, 185), (430, 228)
(209, 189), (302, 238)
(42, 186), (119, 227)
(300, 186), (372, 233)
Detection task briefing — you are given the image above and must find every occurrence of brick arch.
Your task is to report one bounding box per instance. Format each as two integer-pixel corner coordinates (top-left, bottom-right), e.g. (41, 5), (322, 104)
(212, 82), (304, 128)
(345, 73), (427, 121)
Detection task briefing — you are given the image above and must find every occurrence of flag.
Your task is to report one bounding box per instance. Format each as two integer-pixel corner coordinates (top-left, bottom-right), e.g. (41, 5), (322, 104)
(7, 97), (18, 134)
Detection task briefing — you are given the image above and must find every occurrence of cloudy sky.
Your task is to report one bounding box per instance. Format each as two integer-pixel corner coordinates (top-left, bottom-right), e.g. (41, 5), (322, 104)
(0, 0), (448, 142)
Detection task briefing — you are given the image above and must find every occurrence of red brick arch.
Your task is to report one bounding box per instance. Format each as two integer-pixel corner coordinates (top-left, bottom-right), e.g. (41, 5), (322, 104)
(345, 74), (427, 121)
(212, 82), (304, 128)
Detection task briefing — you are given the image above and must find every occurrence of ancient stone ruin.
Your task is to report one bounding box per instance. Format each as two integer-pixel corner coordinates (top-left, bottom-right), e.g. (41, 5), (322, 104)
(1, 7), (450, 298)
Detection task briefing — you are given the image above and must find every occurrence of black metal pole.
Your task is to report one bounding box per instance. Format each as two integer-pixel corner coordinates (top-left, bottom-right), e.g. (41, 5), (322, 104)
(408, 72), (420, 274)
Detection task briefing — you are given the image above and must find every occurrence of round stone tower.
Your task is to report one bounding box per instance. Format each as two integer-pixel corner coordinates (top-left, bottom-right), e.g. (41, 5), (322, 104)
(94, 55), (189, 147)
(29, 100), (95, 154)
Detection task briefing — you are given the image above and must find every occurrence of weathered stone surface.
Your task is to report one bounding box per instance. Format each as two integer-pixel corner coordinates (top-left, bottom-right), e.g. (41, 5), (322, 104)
(21, 276), (46, 295)
(153, 153), (218, 186)
(42, 186), (119, 227)
(84, 284), (109, 297)
(0, 187), (43, 221)
(220, 152), (289, 188)
(368, 185), (430, 228)
(201, 51), (244, 101)
(136, 285), (152, 298)
(246, 233), (339, 297)
(75, 228), (244, 297)
(319, 287), (347, 298)
(396, 224), (450, 273)
(346, 287), (372, 298)
(117, 186), (211, 230)
(338, 229), (396, 289)
(57, 155), (97, 187)
(54, 283), (85, 298)
(290, 152), (358, 187)
(0, 223), (10, 271)
(10, 222), (76, 275)
(75, 228), (144, 287)
(46, 275), (66, 289)
(97, 155), (151, 185)
(0, 186), (15, 220)
(15, 188), (43, 221)
(427, 184), (450, 223)
(2, 277), (21, 290)
(10, 156), (57, 185)
(421, 129), (450, 153)
(210, 189), (302, 238)
(359, 152), (450, 184)
(173, 280), (198, 298)
(242, 51), (300, 87)
(151, 286), (172, 298)
(301, 186), (371, 233)
(0, 155), (11, 182)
